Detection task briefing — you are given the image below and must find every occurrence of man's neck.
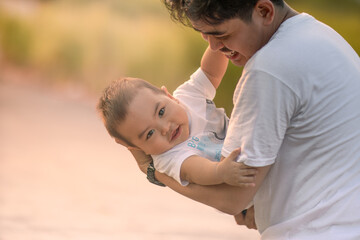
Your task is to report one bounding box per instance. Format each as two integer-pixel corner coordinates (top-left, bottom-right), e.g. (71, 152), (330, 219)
(277, 3), (298, 27)
(267, 3), (298, 40)
(259, 3), (298, 50)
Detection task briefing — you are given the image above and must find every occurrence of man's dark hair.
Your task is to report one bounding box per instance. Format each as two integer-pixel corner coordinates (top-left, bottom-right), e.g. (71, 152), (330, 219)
(162, 0), (284, 25)
(97, 77), (164, 147)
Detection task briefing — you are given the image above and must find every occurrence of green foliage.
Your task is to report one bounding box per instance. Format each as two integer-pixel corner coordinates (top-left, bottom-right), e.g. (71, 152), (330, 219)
(55, 37), (84, 76)
(0, 0), (359, 112)
(0, 15), (33, 65)
(215, 64), (243, 115)
(288, 0), (360, 54)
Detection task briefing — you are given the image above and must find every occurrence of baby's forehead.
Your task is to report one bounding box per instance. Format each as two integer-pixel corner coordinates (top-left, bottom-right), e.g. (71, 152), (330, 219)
(123, 89), (160, 118)
(134, 86), (165, 98)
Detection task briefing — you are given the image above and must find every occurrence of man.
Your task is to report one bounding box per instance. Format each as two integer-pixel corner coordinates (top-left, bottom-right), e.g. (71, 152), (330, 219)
(133, 0), (360, 238)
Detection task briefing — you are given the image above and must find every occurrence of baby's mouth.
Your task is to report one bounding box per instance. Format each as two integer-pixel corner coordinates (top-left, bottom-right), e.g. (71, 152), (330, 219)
(170, 126), (181, 141)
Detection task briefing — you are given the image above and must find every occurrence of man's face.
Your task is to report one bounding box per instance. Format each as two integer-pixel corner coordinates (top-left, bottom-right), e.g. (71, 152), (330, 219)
(191, 15), (269, 66)
(117, 88), (190, 155)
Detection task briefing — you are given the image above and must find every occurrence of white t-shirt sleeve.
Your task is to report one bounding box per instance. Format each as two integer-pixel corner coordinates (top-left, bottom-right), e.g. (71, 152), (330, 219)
(174, 68), (216, 101)
(152, 144), (195, 186)
(222, 70), (299, 167)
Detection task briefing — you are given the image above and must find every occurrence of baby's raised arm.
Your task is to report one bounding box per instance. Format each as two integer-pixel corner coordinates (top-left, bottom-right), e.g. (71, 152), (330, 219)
(180, 149), (257, 187)
(200, 46), (229, 89)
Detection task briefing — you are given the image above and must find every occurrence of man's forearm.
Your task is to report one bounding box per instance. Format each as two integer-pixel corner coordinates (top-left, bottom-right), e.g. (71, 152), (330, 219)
(156, 164), (270, 215)
(130, 147), (271, 215)
(130, 148), (248, 213)
(156, 171), (254, 215)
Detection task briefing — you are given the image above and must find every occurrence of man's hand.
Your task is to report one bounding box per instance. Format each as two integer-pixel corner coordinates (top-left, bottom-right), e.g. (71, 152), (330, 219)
(129, 148), (152, 174)
(216, 148), (257, 187)
(234, 205), (257, 230)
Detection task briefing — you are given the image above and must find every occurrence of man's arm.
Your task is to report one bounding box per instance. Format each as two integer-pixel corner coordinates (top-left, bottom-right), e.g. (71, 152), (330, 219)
(130, 148), (270, 215)
(200, 46), (229, 89)
(234, 205), (257, 229)
(157, 164), (270, 215)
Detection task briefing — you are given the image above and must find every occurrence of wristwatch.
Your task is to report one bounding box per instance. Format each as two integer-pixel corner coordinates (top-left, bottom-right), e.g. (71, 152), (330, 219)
(241, 209), (248, 217)
(147, 161), (166, 187)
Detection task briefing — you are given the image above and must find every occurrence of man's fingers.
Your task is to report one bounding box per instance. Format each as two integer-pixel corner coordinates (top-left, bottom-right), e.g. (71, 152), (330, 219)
(234, 212), (246, 225)
(244, 206), (257, 230)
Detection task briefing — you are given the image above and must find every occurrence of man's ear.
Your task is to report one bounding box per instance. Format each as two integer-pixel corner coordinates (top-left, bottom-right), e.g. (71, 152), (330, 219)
(254, 0), (275, 25)
(161, 86), (179, 103)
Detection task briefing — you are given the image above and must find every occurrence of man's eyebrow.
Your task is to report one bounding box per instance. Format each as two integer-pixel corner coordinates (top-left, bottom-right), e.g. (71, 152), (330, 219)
(137, 102), (160, 139)
(193, 27), (225, 36)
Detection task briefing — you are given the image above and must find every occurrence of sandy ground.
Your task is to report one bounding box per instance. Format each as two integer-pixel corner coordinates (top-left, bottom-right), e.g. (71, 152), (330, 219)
(0, 79), (261, 240)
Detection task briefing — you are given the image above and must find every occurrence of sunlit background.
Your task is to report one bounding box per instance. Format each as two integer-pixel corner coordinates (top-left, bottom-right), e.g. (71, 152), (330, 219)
(0, 0), (359, 112)
(0, 0), (359, 239)
(1, 0), (358, 113)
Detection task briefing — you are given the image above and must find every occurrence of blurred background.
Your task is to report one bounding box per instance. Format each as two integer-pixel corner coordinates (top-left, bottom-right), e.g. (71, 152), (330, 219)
(1, 0), (358, 113)
(0, 0), (359, 239)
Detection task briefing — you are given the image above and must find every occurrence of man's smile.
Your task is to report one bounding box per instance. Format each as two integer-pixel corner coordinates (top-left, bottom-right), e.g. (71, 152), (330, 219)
(224, 50), (239, 60)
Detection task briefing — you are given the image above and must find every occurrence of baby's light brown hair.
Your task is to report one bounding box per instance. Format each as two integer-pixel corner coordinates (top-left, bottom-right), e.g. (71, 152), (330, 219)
(97, 77), (164, 147)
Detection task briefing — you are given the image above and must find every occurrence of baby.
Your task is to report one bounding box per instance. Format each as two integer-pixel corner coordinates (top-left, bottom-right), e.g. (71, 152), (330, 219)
(97, 46), (256, 187)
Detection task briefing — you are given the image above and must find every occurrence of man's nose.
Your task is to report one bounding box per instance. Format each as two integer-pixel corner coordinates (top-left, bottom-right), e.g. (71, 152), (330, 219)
(206, 35), (224, 51)
(201, 32), (208, 41)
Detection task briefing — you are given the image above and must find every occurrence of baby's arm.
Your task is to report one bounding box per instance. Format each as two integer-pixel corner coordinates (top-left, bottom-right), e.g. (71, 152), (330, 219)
(180, 149), (257, 187)
(200, 46), (229, 89)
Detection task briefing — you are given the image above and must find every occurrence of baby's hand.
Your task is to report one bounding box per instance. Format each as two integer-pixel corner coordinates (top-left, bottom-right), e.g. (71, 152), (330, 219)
(216, 148), (257, 187)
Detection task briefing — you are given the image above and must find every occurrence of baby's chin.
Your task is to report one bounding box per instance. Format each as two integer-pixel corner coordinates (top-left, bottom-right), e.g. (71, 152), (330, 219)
(150, 127), (190, 156)
(149, 146), (173, 156)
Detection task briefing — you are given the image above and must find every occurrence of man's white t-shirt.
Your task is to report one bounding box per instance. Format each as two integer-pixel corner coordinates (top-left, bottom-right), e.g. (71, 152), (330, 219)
(152, 69), (228, 185)
(222, 13), (360, 239)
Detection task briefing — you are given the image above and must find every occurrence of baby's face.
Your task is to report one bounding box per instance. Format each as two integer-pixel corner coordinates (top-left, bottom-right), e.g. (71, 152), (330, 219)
(117, 88), (189, 155)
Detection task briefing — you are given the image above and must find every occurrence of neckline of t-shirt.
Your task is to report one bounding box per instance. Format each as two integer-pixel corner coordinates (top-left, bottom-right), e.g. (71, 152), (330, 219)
(281, 12), (313, 30)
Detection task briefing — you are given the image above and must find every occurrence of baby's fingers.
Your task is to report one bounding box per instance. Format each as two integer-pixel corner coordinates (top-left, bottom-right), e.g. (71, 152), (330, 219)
(240, 168), (258, 177)
(235, 182), (256, 188)
(238, 174), (256, 183)
(230, 174), (257, 187)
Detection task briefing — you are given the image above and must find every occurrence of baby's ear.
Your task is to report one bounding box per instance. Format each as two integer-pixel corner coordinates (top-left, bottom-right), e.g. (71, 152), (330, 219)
(115, 138), (130, 147)
(127, 146), (142, 151)
(115, 138), (142, 151)
(115, 138), (127, 146)
(161, 86), (178, 102)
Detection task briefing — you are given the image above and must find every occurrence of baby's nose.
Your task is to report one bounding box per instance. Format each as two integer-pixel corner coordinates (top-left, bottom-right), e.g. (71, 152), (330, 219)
(161, 123), (170, 135)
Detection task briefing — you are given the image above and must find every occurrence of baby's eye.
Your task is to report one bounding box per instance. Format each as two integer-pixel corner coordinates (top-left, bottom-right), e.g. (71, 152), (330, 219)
(146, 129), (155, 140)
(159, 107), (165, 117)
